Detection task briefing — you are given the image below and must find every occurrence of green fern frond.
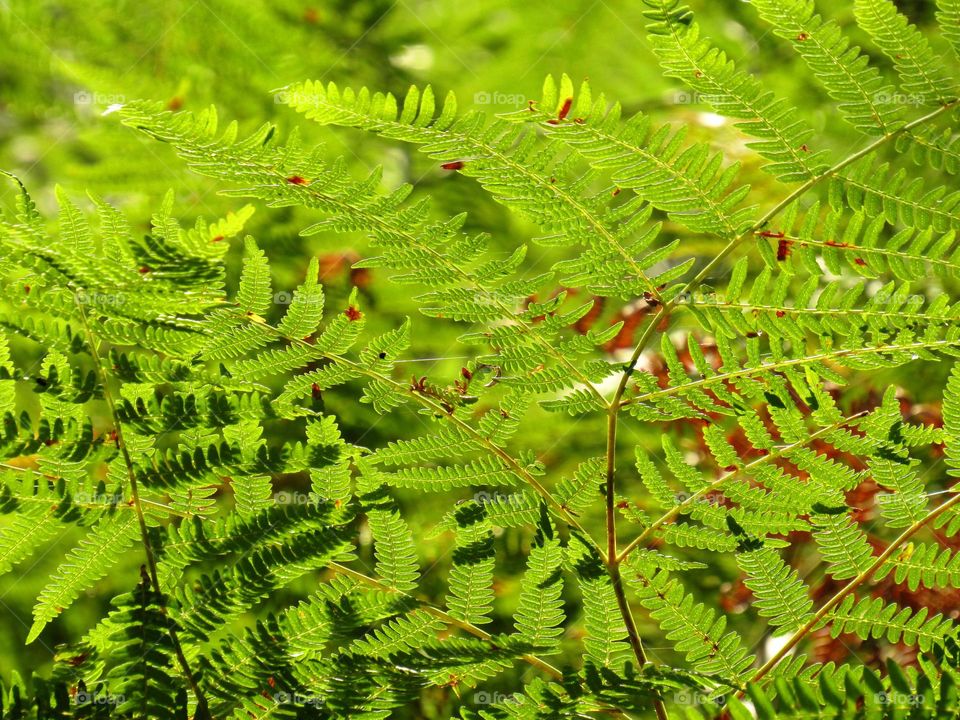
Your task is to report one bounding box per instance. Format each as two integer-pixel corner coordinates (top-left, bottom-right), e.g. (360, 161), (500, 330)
(855, 0), (958, 104)
(642, 0), (827, 183)
(751, 0), (904, 135)
(737, 547), (814, 633)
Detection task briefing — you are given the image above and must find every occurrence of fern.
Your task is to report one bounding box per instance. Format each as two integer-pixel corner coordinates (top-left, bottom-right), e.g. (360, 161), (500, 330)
(3, 1), (960, 717)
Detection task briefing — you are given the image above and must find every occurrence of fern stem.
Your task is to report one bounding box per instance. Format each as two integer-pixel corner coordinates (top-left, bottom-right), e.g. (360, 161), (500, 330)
(748, 485), (960, 687)
(72, 293), (210, 716)
(615, 411), (867, 565)
(327, 561), (563, 679)
(679, 99), (959, 301)
(605, 353), (670, 720)
(618, 338), (960, 410)
(612, 99), (959, 410)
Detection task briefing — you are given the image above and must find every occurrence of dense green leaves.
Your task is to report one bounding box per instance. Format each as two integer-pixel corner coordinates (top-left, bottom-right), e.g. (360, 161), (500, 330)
(2, 1), (960, 717)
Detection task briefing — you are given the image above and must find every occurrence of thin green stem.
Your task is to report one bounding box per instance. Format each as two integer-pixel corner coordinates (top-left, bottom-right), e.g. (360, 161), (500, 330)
(748, 486), (960, 687)
(327, 561), (564, 680)
(73, 293), (210, 716)
(616, 411), (867, 565)
(676, 99), (958, 306)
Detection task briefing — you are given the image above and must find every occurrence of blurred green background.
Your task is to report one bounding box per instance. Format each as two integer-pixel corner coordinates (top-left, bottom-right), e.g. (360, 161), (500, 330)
(0, 1), (955, 714)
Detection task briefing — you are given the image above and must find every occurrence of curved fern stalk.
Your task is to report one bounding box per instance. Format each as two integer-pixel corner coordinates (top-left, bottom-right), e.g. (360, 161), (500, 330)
(537, 63), (957, 716)
(278, 80), (673, 304)
(855, 0), (958, 105)
(641, 0), (828, 184)
(71, 295), (211, 716)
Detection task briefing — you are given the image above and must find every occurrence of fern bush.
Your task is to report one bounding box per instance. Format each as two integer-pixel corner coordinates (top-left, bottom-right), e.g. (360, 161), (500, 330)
(3, 0), (960, 717)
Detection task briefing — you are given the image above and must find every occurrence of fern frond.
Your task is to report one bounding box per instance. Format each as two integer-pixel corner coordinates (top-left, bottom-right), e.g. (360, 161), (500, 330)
(855, 0), (958, 104)
(569, 536), (631, 672)
(513, 75), (754, 239)
(446, 501), (496, 626)
(737, 547), (814, 633)
(513, 510), (565, 653)
(825, 595), (959, 652)
(281, 80), (674, 300)
(629, 569), (753, 683)
(751, 0), (903, 135)
(28, 511), (140, 642)
(642, 0), (827, 183)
